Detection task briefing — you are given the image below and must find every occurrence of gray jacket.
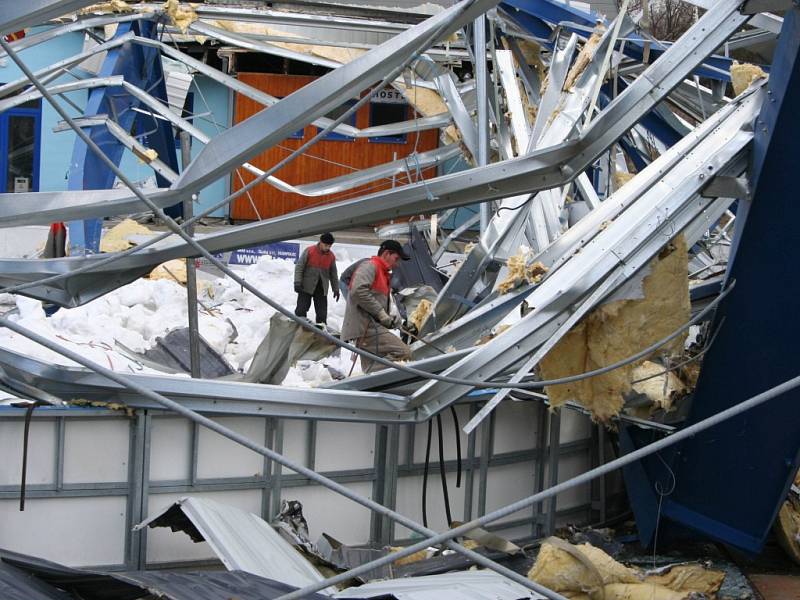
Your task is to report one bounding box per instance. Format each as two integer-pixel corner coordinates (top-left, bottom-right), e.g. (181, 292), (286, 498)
(341, 259), (392, 341)
(294, 244), (338, 296)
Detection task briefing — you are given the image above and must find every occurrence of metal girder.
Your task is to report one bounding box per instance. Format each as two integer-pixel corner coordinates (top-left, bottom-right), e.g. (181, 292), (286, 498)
(0, 32), (135, 100)
(684, 0), (783, 33)
(414, 85), (762, 358)
(405, 87), (760, 418)
(0, 346), (413, 424)
(0, 0), (98, 35)
(175, 0), (501, 194)
(135, 36), (450, 138)
(701, 176), (750, 199)
(0, 0), (751, 306)
(0, 12), (158, 59)
(422, 21), (618, 333)
(436, 72), (479, 159)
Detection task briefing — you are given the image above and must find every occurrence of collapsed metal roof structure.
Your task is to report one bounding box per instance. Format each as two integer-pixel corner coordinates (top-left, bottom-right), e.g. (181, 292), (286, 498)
(0, 0), (799, 598)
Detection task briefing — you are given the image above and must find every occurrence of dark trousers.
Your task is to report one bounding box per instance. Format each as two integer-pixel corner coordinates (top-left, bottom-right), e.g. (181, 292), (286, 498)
(295, 281), (328, 324)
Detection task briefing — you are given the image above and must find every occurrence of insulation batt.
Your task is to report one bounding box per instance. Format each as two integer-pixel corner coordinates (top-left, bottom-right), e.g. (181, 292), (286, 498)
(529, 540), (723, 599)
(0, 254), (363, 401)
(99, 218), (154, 253)
(730, 61), (767, 97)
(538, 236), (690, 422)
(775, 469), (800, 565)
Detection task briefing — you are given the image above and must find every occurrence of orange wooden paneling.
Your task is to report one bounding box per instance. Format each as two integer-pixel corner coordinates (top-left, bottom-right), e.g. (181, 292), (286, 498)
(231, 73), (439, 221)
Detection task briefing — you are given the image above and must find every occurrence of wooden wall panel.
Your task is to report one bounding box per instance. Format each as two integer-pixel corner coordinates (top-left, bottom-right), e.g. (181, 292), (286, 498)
(231, 73), (440, 221)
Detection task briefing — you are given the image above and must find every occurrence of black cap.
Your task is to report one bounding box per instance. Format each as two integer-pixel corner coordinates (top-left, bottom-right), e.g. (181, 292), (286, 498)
(320, 232), (335, 244)
(378, 239), (410, 260)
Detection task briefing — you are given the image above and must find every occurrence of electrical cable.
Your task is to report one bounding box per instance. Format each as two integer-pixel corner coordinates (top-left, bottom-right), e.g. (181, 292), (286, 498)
(422, 419), (432, 528)
(0, 18), (734, 392)
(450, 405), (462, 488)
(436, 413), (453, 526)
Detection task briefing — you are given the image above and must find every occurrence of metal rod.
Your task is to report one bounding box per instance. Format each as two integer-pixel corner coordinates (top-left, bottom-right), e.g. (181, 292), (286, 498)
(474, 14), (491, 233)
(180, 132), (201, 379)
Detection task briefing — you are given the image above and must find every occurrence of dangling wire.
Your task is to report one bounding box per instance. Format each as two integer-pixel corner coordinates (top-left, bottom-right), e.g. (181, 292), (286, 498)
(450, 406), (462, 488)
(651, 452), (677, 569)
(422, 419), (433, 528)
(437, 413), (453, 526)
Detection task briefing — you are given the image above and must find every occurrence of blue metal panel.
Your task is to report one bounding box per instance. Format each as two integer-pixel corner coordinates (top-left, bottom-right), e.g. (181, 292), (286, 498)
(623, 7), (800, 554)
(67, 19), (180, 255)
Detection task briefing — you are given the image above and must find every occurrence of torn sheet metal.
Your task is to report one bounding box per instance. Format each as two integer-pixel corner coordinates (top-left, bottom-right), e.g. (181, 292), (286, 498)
(0, 559), (71, 600)
(0, 547), (334, 600)
(334, 570), (546, 599)
(135, 496), (337, 594)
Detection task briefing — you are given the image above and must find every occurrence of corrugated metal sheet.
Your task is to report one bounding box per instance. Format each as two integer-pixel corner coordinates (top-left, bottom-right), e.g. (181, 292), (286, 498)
(136, 497), (337, 595)
(115, 570), (334, 600)
(334, 570), (547, 599)
(0, 561), (72, 600)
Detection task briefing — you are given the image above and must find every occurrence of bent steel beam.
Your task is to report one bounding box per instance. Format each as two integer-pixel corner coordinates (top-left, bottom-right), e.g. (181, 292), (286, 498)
(174, 0), (501, 194)
(0, 0), (749, 306)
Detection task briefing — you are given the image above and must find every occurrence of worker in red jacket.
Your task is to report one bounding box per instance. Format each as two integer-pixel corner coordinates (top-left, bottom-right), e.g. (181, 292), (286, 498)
(294, 233), (339, 325)
(341, 240), (412, 373)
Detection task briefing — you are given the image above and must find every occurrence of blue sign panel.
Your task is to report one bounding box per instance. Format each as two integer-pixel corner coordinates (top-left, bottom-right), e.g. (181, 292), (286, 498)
(229, 242), (301, 265)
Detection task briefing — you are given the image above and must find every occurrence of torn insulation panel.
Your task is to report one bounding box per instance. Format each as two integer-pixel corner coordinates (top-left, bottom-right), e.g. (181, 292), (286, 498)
(731, 60), (767, 96)
(528, 539), (724, 599)
(164, 0), (198, 34)
(563, 27), (606, 91)
(497, 248), (547, 294)
(149, 259), (188, 283)
(538, 236), (690, 422)
(99, 218), (153, 253)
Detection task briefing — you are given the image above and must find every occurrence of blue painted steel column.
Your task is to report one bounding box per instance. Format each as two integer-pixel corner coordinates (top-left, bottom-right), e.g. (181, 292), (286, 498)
(622, 6), (800, 554)
(67, 19), (180, 255)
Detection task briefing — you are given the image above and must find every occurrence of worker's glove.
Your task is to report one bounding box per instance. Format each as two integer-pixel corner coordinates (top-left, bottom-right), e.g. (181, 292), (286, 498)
(378, 312), (403, 329)
(294, 284), (302, 294)
(333, 291), (340, 302)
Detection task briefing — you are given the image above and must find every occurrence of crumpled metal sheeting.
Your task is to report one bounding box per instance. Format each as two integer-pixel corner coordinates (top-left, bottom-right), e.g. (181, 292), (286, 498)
(114, 570), (335, 600)
(334, 570), (547, 599)
(0, 559), (72, 600)
(0, 546), (336, 600)
(135, 496), (337, 595)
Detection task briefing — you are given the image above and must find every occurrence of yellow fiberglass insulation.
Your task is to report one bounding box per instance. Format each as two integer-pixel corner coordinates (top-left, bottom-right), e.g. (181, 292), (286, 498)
(630, 361), (686, 414)
(99, 219), (153, 253)
(612, 170), (636, 192)
(408, 299), (433, 332)
(164, 0), (198, 34)
(527, 540), (641, 596)
(149, 259), (188, 284)
(775, 470), (800, 565)
(646, 563), (726, 596)
(529, 540), (724, 599)
(730, 61), (767, 97)
(567, 583), (693, 600)
(563, 26), (606, 91)
(538, 235), (690, 422)
(497, 248), (548, 294)
(79, 0), (132, 14)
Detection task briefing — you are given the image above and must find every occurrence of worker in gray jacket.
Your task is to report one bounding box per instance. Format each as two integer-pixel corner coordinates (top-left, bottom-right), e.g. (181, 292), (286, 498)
(341, 240), (413, 373)
(294, 233), (339, 325)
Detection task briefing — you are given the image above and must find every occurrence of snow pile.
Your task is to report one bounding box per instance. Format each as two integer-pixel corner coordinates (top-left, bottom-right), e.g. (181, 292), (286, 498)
(0, 254), (364, 389)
